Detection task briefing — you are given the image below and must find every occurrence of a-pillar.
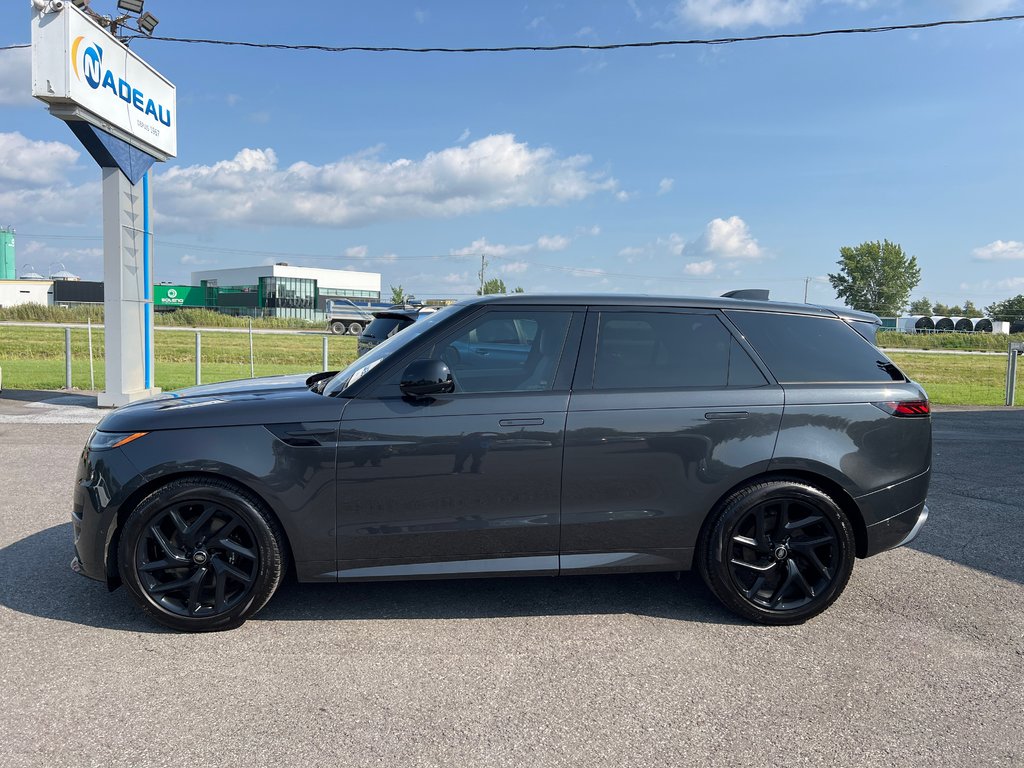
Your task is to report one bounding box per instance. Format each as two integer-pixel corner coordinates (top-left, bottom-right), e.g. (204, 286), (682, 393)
(96, 168), (159, 407)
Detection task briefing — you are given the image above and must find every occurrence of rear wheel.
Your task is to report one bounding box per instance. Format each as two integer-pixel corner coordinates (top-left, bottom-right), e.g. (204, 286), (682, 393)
(697, 480), (854, 625)
(330, 321), (345, 335)
(348, 321), (364, 336)
(118, 478), (287, 632)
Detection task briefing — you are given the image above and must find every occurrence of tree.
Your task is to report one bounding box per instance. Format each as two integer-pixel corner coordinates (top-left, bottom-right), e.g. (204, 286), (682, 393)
(962, 300), (981, 318)
(478, 278), (507, 295)
(932, 302), (951, 316)
(948, 305), (963, 317)
(985, 295), (1024, 322)
(827, 240), (921, 316)
(513, 286), (525, 294)
(389, 284), (406, 304)
(909, 297), (932, 315)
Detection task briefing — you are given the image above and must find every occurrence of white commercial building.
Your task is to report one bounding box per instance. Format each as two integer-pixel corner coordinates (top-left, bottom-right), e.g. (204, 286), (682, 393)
(190, 263), (382, 320)
(0, 280), (52, 308)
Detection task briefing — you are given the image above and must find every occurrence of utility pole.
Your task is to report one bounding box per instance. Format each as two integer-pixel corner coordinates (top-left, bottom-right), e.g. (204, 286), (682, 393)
(478, 254), (488, 295)
(804, 277), (811, 303)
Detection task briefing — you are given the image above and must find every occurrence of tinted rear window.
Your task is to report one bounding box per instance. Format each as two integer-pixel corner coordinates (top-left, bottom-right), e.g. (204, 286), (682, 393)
(593, 312), (767, 390)
(726, 310), (903, 383)
(364, 317), (409, 340)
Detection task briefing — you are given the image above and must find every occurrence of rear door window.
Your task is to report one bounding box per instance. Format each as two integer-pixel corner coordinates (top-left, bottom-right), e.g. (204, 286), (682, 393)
(726, 310), (903, 383)
(591, 311), (767, 390)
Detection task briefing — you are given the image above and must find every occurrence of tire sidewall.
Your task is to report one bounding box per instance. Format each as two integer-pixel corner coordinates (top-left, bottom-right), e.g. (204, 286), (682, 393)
(118, 481), (282, 632)
(700, 481), (855, 625)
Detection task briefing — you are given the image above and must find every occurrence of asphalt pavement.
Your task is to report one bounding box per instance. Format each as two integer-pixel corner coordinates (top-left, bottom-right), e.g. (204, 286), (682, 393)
(0, 395), (1021, 767)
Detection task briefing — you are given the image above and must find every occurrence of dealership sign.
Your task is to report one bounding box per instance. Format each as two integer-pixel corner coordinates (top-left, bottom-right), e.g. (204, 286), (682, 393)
(31, 2), (177, 159)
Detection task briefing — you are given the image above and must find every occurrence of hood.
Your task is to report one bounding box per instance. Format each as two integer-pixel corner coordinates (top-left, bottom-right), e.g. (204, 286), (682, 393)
(97, 373), (348, 433)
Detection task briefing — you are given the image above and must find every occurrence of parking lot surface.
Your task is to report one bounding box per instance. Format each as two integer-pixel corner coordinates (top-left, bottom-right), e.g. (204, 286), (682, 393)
(1, 395), (1021, 767)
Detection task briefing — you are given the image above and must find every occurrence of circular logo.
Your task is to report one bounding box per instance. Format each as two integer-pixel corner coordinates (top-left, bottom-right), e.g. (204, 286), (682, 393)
(192, 551), (209, 565)
(82, 45), (102, 90)
(167, 288), (178, 299)
(773, 545), (788, 561)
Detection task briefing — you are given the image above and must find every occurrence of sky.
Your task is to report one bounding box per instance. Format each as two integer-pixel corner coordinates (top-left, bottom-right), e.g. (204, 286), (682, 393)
(1, 0), (1023, 311)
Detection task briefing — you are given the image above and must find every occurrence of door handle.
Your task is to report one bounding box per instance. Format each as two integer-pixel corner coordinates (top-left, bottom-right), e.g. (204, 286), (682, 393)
(499, 418), (545, 427)
(704, 411), (749, 421)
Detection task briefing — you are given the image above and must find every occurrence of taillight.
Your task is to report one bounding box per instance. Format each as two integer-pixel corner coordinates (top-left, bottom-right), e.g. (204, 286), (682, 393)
(873, 400), (930, 417)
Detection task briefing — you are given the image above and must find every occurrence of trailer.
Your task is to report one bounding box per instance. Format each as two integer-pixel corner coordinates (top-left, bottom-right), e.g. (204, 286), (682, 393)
(325, 299), (390, 335)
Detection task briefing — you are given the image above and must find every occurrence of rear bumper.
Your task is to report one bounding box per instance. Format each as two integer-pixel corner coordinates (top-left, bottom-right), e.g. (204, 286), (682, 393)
(863, 502), (929, 558)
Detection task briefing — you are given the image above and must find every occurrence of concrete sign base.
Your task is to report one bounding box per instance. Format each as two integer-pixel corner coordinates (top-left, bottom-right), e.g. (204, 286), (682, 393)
(96, 167), (159, 407)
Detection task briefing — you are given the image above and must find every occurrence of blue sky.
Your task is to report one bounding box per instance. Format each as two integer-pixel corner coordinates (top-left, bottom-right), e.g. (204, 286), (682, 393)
(2, 0), (1023, 310)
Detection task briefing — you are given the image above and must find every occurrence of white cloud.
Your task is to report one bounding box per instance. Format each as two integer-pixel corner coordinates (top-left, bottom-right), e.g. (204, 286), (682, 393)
(616, 190), (630, 202)
(501, 260), (530, 274)
(345, 245), (369, 258)
(18, 240), (102, 280)
(457, 128), (471, 142)
(0, 48), (32, 107)
(658, 177), (675, 195)
(972, 240), (1024, 261)
(705, 216), (763, 259)
(538, 234), (571, 251)
(658, 232), (687, 256)
(579, 224), (602, 236)
(619, 246), (645, 257)
(451, 237), (532, 258)
(442, 272), (470, 285)
(676, 0), (812, 28)
(0, 132), (80, 186)
(684, 259), (716, 275)
(155, 134), (616, 230)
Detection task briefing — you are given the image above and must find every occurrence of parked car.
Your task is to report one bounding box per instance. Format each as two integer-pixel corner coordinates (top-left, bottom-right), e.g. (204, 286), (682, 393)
(71, 293), (931, 632)
(356, 305), (440, 357)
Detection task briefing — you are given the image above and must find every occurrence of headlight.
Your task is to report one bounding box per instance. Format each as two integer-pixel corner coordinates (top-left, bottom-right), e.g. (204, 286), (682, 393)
(88, 431), (149, 450)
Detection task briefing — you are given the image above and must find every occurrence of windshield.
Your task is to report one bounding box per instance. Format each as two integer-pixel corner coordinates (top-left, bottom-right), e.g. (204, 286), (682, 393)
(323, 304), (458, 396)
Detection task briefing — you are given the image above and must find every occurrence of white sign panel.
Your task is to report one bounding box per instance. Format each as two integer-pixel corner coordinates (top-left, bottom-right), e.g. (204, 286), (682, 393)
(31, 2), (177, 158)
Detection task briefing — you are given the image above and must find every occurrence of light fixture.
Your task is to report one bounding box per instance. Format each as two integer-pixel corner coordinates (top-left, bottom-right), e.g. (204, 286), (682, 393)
(137, 11), (159, 35)
(70, 0), (90, 8)
(116, 0), (143, 12)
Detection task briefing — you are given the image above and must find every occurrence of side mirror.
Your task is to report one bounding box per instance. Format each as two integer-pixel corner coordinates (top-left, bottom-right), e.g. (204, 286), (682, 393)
(400, 359), (454, 398)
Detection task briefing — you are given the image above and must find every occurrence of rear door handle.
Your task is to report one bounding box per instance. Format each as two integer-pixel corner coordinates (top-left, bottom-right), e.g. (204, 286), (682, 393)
(705, 411), (749, 421)
(499, 418), (545, 427)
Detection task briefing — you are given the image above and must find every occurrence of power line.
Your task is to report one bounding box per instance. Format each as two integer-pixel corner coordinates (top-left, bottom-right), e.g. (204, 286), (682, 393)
(4, 14), (1023, 55)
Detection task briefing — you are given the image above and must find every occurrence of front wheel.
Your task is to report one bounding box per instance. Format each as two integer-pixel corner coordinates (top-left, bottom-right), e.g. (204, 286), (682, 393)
(697, 480), (855, 625)
(118, 478), (287, 632)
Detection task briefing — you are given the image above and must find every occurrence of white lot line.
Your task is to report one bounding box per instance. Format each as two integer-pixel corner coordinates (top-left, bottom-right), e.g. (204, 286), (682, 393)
(0, 395), (104, 425)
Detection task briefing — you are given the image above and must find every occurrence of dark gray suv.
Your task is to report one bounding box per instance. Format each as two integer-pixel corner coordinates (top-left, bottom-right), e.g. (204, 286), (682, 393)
(71, 294), (930, 632)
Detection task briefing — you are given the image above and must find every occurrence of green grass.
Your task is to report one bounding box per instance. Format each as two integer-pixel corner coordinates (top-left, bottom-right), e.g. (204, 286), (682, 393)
(0, 326), (357, 392)
(888, 352), (1008, 406)
(878, 329), (1024, 352)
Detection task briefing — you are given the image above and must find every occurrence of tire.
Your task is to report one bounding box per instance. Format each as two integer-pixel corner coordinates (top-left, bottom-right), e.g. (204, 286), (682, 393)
(348, 322), (364, 336)
(330, 321), (345, 335)
(696, 479), (855, 625)
(118, 477), (288, 632)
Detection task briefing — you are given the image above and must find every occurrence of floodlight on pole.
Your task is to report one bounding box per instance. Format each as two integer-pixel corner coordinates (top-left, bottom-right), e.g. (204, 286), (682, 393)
(70, 0), (91, 8)
(116, 0), (144, 12)
(137, 11), (159, 35)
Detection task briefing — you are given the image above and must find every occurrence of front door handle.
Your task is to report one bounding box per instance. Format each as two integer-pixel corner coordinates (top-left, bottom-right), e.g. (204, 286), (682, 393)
(499, 418), (545, 427)
(705, 411), (749, 421)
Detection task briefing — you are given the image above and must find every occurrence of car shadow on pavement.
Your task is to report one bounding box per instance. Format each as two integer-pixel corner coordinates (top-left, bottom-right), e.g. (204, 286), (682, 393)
(908, 410), (1024, 586)
(0, 523), (741, 631)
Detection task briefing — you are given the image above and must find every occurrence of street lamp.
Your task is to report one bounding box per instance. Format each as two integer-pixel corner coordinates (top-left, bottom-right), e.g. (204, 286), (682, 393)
(116, 0), (144, 13)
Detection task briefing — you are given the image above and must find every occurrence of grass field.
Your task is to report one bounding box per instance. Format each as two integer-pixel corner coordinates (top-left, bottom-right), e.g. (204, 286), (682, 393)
(0, 325), (1016, 405)
(0, 326), (358, 392)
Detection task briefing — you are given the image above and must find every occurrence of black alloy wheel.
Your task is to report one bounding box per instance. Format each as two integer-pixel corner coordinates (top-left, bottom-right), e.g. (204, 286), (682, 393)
(697, 480), (855, 625)
(119, 478), (287, 632)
